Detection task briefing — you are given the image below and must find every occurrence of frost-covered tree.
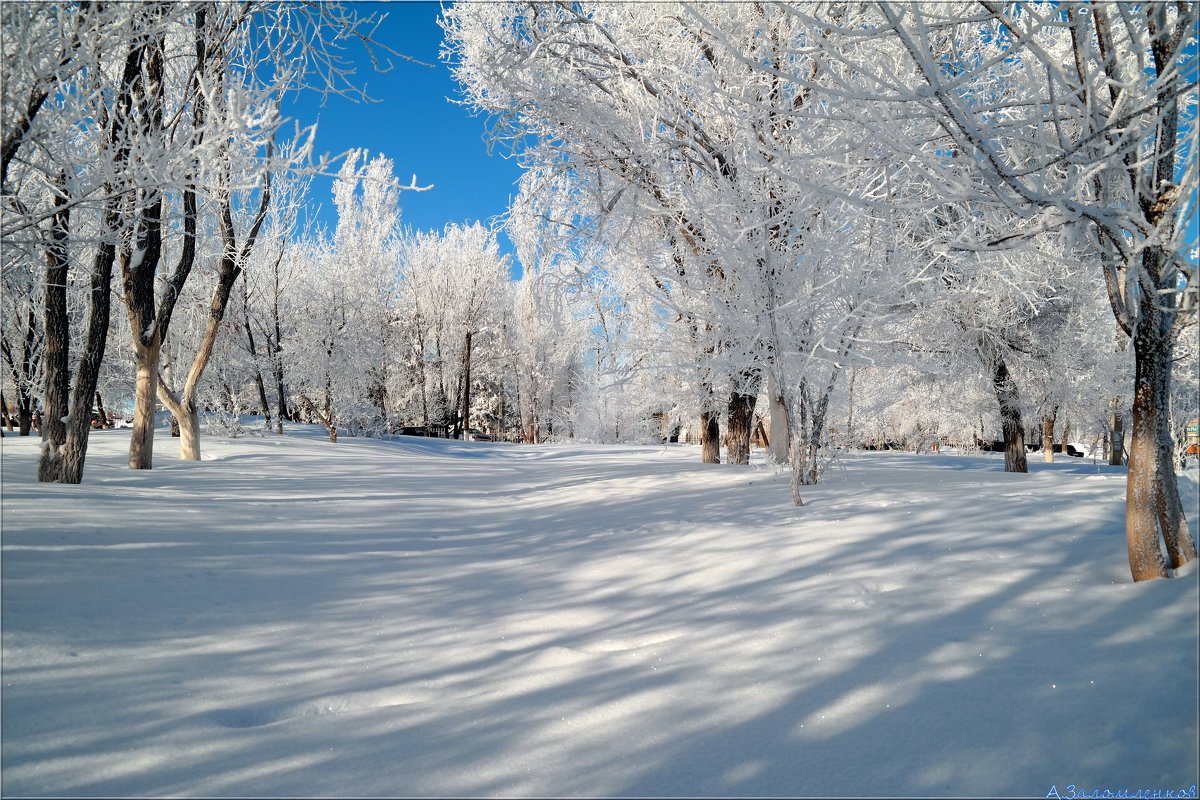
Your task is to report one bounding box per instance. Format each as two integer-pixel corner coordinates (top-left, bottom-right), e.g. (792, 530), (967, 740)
(1, 240), (43, 435)
(780, 1), (1197, 579)
(1, 1), (402, 482)
(443, 2), (759, 461)
(289, 152), (401, 442)
(238, 166), (313, 434)
(1, 4), (173, 483)
(503, 171), (627, 444)
(445, 3), (929, 501)
(395, 222), (509, 439)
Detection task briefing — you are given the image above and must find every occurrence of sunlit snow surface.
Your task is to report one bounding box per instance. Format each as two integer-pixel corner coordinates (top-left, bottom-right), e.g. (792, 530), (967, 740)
(2, 426), (1197, 797)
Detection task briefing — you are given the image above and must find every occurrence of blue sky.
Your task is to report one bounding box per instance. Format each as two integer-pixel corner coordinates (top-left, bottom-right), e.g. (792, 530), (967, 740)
(281, 2), (524, 262)
(277, 3), (1198, 271)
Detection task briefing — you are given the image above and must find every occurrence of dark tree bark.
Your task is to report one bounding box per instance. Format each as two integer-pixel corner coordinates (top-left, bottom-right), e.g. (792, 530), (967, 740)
(451, 357), (465, 440)
(269, 241), (289, 433)
(1042, 412), (1055, 464)
(726, 377), (758, 466)
(95, 391), (111, 429)
(324, 378), (337, 443)
(991, 357), (1027, 474)
(16, 397), (31, 436)
(1125, 272), (1196, 579)
(1109, 399), (1125, 466)
(38, 187), (116, 484)
(1, 80), (52, 190)
(241, 270), (273, 428)
(700, 409), (720, 464)
(461, 329), (473, 438)
(273, 359), (288, 432)
(37, 188), (70, 482)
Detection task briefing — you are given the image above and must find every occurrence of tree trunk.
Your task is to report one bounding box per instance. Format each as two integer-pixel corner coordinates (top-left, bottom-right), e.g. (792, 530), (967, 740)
(38, 192), (71, 482)
(118, 33), (167, 470)
(991, 357), (1027, 473)
(128, 345), (161, 469)
(95, 391), (111, 429)
(253, 371), (271, 426)
(273, 356), (287, 434)
(461, 330), (473, 438)
(179, 408), (201, 460)
(767, 372), (790, 464)
(39, 28), (152, 482)
(325, 380), (337, 443)
(498, 372), (506, 442)
(796, 387), (818, 487)
(156, 387), (201, 462)
(1126, 321), (1196, 579)
(1157, 434), (1195, 570)
(39, 192), (115, 484)
(788, 424), (806, 506)
(1042, 413), (1055, 464)
(726, 388), (757, 465)
(791, 368), (841, 488)
(786, 381), (834, 499)
(774, 379), (805, 506)
(1104, 398), (1123, 465)
(44, 415), (94, 485)
(845, 368), (856, 452)
(700, 409), (720, 464)
(451, 368), (463, 438)
(1126, 347), (1170, 580)
(1, 391), (10, 432)
(419, 371), (430, 428)
(1109, 398), (1125, 465)
(271, 262), (288, 434)
(242, 271), (272, 429)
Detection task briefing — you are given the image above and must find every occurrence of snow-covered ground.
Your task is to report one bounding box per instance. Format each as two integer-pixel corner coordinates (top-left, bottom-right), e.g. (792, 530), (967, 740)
(2, 427), (1197, 798)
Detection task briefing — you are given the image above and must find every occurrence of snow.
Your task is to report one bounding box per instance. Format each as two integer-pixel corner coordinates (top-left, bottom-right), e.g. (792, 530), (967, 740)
(2, 428), (1197, 798)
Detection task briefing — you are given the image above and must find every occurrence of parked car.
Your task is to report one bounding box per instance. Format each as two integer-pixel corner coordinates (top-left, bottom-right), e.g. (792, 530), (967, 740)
(466, 429), (492, 442)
